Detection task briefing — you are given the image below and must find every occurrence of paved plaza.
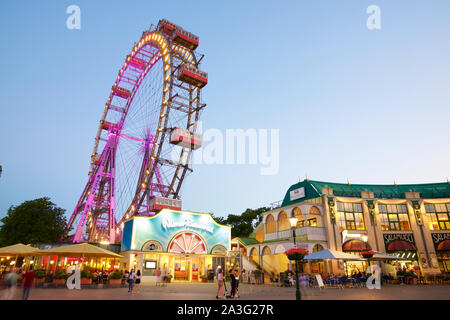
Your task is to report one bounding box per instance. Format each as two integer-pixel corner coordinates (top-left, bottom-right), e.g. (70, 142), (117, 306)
(1, 283), (449, 300)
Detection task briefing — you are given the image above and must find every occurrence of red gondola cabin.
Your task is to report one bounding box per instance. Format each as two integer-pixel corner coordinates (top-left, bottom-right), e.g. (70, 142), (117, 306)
(177, 64), (208, 88)
(169, 128), (202, 150)
(149, 196), (182, 212)
(171, 27), (199, 50)
(157, 19), (179, 37)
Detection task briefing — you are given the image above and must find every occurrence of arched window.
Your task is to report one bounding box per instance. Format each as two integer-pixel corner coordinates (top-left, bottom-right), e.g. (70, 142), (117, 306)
(211, 245), (227, 256)
(309, 206), (320, 215)
(142, 240), (163, 251)
(292, 207), (302, 217)
(277, 211), (290, 231)
(313, 244), (324, 252)
(266, 214), (276, 233)
(262, 246), (272, 256)
(249, 248), (258, 256)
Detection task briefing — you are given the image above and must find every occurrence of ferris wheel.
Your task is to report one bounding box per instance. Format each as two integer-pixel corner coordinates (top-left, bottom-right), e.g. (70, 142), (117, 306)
(63, 19), (208, 244)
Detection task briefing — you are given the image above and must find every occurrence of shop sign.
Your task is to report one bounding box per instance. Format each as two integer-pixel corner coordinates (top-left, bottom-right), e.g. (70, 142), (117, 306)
(383, 233), (415, 246)
(162, 216), (214, 233)
(290, 187), (305, 201)
(431, 233), (450, 250)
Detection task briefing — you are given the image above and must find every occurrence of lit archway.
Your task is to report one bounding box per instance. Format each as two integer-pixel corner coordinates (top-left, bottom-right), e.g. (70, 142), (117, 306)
(266, 214), (276, 233)
(277, 211), (290, 231)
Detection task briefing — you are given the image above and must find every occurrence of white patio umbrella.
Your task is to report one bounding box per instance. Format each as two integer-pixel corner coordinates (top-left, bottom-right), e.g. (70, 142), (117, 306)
(304, 249), (364, 261)
(370, 252), (401, 261)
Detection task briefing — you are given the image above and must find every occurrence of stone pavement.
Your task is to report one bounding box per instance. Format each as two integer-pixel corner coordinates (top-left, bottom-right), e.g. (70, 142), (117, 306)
(1, 283), (449, 300)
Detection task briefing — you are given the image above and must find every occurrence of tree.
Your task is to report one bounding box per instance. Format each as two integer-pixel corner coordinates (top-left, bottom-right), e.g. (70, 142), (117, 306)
(226, 207), (270, 238)
(209, 213), (228, 225)
(0, 197), (68, 246)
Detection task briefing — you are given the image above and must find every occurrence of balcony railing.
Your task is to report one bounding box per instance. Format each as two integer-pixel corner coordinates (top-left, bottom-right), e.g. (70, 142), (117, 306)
(265, 227), (327, 242)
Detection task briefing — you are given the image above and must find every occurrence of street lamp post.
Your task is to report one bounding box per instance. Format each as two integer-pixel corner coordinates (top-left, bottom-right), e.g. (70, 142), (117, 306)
(289, 217), (301, 300)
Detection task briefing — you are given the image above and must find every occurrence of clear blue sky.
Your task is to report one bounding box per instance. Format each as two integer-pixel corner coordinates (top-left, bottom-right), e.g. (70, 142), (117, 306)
(1, 0), (449, 222)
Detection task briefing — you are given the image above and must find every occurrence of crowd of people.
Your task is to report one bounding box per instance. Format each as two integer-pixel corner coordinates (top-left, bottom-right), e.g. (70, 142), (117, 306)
(215, 266), (242, 299)
(0, 267), (36, 300)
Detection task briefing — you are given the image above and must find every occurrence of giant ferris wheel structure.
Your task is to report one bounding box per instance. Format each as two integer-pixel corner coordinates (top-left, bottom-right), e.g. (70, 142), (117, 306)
(62, 19), (208, 244)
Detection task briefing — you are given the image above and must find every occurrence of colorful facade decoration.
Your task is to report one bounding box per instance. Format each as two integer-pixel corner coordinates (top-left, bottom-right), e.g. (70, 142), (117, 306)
(120, 209), (231, 282)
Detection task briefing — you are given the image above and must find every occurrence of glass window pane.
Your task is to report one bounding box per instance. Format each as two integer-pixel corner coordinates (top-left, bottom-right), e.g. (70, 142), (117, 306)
(388, 214), (398, 222)
(355, 213), (365, 230)
(436, 204), (446, 212)
(438, 214), (449, 221)
(337, 202), (344, 211)
(425, 204), (435, 213)
(346, 212), (354, 220)
(399, 205), (408, 213)
(378, 204), (387, 213)
(354, 203), (363, 212)
(387, 205), (396, 213)
(344, 203), (352, 211)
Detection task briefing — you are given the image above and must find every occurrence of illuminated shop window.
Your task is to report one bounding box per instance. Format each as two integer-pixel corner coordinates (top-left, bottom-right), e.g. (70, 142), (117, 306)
(336, 202), (365, 231)
(425, 203), (450, 230)
(378, 204), (411, 231)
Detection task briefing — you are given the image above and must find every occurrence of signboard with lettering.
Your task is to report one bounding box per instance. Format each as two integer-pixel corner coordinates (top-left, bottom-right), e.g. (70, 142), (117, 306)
(121, 209), (231, 253)
(290, 187), (305, 201)
(383, 233), (415, 247)
(431, 233), (450, 250)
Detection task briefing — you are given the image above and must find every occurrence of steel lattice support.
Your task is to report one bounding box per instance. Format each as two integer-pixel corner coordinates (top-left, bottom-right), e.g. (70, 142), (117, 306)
(63, 20), (207, 243)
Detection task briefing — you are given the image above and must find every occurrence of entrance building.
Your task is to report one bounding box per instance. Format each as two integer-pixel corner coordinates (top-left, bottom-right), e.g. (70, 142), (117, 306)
(120, 209), (231, 282)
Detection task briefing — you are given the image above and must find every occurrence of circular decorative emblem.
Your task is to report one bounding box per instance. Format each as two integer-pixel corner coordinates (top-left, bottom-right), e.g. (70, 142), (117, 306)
(169, 232), (207, 254)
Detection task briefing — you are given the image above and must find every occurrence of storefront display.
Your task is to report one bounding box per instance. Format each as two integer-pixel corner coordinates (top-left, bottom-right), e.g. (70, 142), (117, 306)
(120, 209), (231, 282)
(431, 233), (450, 273)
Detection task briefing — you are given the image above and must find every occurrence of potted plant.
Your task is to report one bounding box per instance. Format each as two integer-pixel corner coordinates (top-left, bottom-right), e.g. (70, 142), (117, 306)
(166, 274), (173, 283)
(284, 248), (309, 261)
(108, 271), (123, 285)
(361, 250), (376, 259)
(200, 275), (208, 283)
(80, 270), (93, 285)
(53, 271), (68, 285)
(35, 270), (46, 286)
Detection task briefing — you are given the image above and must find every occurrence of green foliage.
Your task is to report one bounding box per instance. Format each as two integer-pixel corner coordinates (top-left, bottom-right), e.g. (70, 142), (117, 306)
(253, 270), (262, 278)
(80, 270), (93, 279)
(54, 271), (69, 280)
(35, 270), (46, 279)
(210, 207), (270, 238)
(0, 197), (68, 246)
(109, 271), (123, 279)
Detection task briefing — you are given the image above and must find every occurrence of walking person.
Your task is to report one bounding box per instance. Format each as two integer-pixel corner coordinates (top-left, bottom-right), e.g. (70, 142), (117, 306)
(128, 269), (136, 293)
(229, 269), (236, 299)
(162, 267), (168, 286)
(215, 268), (226, 299)
(3, 268), (17, 300)
(215, 265), (221, 281)
(134, 270), (141, 293)
(22, 268), (35, 300)
(156, 268), (162, 286)
(234, 269), (241, 298)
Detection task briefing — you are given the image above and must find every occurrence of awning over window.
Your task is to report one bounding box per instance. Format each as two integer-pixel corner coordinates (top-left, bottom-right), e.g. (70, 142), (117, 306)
(386, 240), (417, 251)
(342, 239), (371, 252)
(437, 240), (450, 251)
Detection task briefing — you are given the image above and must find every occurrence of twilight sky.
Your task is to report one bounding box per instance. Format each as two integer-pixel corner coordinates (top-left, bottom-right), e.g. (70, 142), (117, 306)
(0, 0), (449, 222)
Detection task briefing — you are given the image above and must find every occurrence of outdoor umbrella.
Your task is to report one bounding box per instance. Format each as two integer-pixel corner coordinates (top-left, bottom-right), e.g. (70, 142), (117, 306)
(304, 249), (364, 261)
(0, 243), (43, 269)
(370, 252), (401, 261)
(0, 243), (42, 256)
(39, 243), (122, 258)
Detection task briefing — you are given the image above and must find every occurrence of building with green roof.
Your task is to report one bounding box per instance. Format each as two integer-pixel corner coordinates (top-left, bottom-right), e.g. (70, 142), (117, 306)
(241, 179), (450, 278)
